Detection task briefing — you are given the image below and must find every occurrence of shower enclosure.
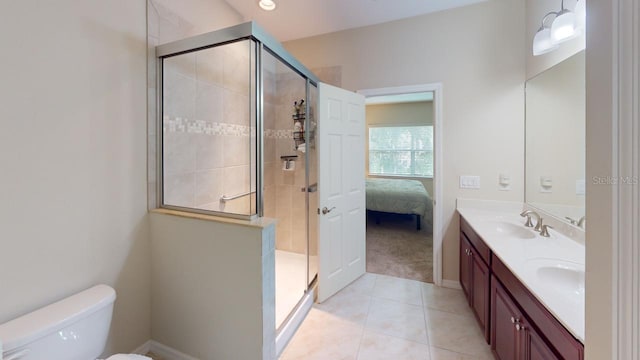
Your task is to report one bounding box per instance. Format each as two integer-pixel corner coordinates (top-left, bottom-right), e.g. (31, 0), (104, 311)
(156, 22), (319, 332)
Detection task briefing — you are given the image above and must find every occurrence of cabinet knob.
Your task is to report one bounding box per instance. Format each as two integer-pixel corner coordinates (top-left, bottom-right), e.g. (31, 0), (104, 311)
(510, 316), (515, 323)
(515, 323), (524, 331)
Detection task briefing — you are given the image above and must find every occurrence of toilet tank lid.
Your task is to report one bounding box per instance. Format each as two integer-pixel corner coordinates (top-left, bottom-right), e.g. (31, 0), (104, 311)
(0, 285), (116, 351)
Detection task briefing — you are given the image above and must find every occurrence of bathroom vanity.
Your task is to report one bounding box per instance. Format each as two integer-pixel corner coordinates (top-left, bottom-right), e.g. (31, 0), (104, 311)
(458, 205), (584, 360)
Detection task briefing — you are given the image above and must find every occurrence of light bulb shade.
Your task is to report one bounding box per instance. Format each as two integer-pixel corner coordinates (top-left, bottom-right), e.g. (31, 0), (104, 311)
(259, 0), (276, 11)
(574, 0), (586, 31)
(533, 27), (559, 56)
(551, 10), (579, 44)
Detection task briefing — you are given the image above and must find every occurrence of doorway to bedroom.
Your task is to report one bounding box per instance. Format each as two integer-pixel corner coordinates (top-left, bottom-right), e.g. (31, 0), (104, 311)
(359, 84), (442, 285)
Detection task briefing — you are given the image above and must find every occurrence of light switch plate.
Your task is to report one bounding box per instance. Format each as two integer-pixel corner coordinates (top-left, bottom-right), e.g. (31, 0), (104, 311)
(460, 175), (481, 189)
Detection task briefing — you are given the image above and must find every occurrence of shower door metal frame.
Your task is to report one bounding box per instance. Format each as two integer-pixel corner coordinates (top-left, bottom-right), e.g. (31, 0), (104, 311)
(156, 22), (319, 220)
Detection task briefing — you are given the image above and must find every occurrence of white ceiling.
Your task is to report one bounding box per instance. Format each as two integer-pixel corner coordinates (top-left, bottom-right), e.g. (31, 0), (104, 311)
(223, 0), (488, 42)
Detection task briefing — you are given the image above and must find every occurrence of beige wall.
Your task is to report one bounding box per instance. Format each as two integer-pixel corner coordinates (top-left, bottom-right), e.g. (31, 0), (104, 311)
(366, 101), (434, 196)
(366, 101), (434, 126)
(584, 0), (614, 357)
(525, 0), (586, 79)
(285, 0), (526, 282)
(150, 212), (275, 359)
(0, 0), (150, 355)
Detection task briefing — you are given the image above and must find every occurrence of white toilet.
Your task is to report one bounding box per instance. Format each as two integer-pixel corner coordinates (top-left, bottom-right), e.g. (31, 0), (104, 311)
(0, 285), (150, 360)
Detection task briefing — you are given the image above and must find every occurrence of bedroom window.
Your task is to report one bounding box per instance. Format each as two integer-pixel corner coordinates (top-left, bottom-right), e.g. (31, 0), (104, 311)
(368, 125), (433, 177)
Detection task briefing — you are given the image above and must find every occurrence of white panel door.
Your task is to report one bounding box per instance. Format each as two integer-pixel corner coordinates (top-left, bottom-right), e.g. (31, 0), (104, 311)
(317, 82), (366, 302)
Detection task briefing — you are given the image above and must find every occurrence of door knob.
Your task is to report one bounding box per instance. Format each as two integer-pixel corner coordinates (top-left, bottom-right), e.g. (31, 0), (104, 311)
(322, 206), (336, 215)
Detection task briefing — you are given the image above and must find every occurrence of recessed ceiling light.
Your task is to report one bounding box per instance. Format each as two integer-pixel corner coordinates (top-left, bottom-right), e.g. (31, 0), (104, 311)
(259, 0), (276, 11)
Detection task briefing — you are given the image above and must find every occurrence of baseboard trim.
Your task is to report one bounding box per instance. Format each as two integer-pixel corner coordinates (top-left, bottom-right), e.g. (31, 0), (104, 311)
(132, 340), (152, 355)
(275, 291), (314, 357)
(132, 340), (199, 360)
(441, 279), (462, 290)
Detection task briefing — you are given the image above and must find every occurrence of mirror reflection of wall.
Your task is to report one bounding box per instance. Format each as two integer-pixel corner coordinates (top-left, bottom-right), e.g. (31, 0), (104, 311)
(525, 51), (585, 227)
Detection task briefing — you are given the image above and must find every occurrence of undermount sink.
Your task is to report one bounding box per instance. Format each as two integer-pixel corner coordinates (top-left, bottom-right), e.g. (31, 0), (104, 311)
(528, 258), (585, 296)
(487, 221), (537, 239)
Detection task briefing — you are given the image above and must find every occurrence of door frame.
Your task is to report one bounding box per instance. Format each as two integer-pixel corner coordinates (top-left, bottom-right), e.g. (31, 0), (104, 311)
(357, 83), (444, 286)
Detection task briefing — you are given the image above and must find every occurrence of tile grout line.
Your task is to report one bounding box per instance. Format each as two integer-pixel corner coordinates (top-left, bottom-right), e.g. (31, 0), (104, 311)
(420, 284), (435, 359)
(355, 273), (379, 359)
(362, 274), (432, 348)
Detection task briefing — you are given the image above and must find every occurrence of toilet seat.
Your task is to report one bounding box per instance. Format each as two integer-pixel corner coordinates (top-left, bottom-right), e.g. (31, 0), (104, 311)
(105, 355), (152, 360)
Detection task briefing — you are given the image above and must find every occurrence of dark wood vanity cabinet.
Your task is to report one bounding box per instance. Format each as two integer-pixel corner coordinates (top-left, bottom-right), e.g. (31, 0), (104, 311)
(491, 256), (584, 360)
(460, 218), (491, 342)
(491, 277), (556, 360)
(459, 215), (584, 360)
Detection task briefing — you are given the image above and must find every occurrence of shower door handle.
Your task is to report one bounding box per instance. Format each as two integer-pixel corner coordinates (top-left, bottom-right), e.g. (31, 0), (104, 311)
(322, 206), (335, 215)
(301, 183), (318, 193)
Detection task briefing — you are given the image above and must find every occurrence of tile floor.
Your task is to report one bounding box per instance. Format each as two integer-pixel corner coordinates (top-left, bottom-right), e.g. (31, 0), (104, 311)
(279, 273), (493, 360)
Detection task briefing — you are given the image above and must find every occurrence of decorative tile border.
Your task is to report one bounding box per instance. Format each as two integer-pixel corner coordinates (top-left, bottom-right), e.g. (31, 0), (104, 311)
(163, 116), (292, 139)
(265, 129), (293, 139)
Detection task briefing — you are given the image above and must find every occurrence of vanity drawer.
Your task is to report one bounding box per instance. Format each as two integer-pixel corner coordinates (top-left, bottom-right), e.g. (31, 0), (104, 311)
(460, 217), (491, 265)
(492, 255), (584, 360)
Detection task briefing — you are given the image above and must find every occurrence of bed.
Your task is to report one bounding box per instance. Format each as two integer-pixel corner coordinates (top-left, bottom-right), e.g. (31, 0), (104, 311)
(365, 178), (433, 231)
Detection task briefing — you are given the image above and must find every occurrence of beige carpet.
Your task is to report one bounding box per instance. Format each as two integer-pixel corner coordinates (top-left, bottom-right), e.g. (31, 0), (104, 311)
(366, 212), (433, 283)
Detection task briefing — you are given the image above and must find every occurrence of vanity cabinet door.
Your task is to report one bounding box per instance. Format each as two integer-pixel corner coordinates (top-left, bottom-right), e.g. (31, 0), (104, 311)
(491, 277), (521, 360)
(472, 250), (490, 341)
(522, 322), (558, 360)
(460, 232), (490, 342)
(460, 234), (473, 301)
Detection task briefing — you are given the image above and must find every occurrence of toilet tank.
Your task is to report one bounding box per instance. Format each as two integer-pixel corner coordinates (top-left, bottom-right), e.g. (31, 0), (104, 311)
(0, 285), (116, 360)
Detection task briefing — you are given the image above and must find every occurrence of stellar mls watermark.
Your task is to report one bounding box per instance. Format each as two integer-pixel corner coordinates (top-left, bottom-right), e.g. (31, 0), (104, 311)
(592, 176), (639, 185)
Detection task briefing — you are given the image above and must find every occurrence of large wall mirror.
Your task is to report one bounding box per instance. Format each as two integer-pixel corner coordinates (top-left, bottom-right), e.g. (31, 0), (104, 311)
(525, 51), (585, 229)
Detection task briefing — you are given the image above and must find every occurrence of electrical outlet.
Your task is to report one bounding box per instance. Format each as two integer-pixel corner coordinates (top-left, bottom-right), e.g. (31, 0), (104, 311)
(460, 175), (481, 189)
(540, 176), (553, 193)
(498, 173), (511, 191)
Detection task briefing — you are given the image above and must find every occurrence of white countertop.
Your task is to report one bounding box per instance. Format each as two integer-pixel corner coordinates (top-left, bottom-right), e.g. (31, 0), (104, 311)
(457, 206), (585, 342)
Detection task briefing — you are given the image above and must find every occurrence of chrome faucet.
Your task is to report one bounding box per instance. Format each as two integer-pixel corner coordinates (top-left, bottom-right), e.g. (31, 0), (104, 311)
(540, 224), (554, 237)
(565, 215), (586, 229)
(520, 210), (542, 230)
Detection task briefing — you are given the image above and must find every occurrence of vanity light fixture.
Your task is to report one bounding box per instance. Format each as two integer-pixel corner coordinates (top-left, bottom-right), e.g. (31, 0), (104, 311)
(574, 0), (586, 30)
(550, 0), (580, 44)
(259, 0), (276, 11)
(533, 12), (560, 56)
(532, 0), (586, 56)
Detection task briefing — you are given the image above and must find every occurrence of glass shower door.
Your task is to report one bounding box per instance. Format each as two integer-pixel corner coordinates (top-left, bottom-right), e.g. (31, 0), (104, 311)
(161, 39), (258, 218)
(262, 50), (310, 329)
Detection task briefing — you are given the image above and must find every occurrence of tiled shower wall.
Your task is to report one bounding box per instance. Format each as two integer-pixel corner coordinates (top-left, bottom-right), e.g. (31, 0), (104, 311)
(162, 42), (254, 214)
(147, 0), (244, 211)
(263, 58), (308, 254)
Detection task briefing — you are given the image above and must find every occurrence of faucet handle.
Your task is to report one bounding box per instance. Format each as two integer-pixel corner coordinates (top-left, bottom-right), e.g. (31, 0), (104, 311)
(540, 224), (553, 237)
(534, 217), (544, 232)
(523, 215), (533, 227)
(565, 216), (578, 225)
(520, 210), (534, 227)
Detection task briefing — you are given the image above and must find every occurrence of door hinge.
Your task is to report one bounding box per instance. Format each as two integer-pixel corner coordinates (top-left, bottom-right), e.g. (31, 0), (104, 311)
(317, 208), (320, 215)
